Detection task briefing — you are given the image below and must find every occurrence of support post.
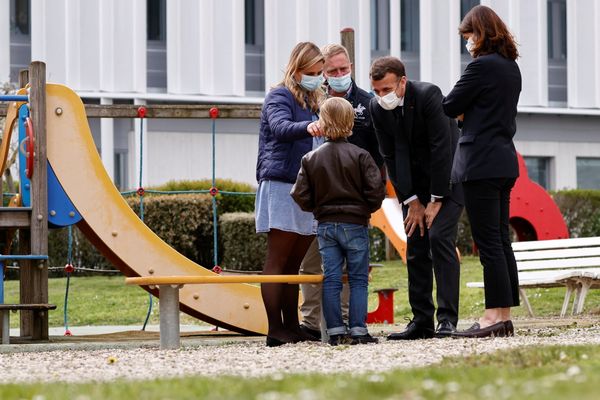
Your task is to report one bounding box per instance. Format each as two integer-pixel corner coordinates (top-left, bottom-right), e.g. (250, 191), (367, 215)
(159, 285), (180, 349)
(20, 62), (49, 340)
(340, 28), (355, 81)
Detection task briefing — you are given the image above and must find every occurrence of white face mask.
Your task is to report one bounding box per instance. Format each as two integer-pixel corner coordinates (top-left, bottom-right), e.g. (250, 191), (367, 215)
(376, 90), (402, 110)
(465, 37), (475, 57)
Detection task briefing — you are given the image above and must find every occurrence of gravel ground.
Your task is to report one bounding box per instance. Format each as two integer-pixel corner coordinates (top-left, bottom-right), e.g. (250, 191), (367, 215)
(1, 323), (599, 384)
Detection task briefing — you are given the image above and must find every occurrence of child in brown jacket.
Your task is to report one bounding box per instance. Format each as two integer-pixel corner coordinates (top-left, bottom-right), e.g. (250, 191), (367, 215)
(291, 97), (385, 345)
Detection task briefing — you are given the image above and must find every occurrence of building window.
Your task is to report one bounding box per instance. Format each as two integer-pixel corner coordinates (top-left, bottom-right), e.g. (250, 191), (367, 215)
(460, 0), (479, 72)
(147, 0), (167, 89)
(401, 0), (420, 80)
(577, 158), (600, 189)
(9, 0), (31, 83)
(547, 0), (567, 104)
(244, 0), (265, 94)
(371, 0), (390, 61)
(524, 156), (551, 190)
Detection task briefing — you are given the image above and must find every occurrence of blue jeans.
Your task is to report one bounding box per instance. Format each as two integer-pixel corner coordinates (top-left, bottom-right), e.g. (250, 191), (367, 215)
(317, 222), (370, 337)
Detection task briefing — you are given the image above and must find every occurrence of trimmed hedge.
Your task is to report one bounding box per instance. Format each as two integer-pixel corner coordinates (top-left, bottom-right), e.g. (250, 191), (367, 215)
(219, 212), (389, 271)
(44, 188), (600, 274)
(150, 179), (255, 214)
(553, 190), (600, 238)
(220, 212), (266, 271)
(48, 194), (216, 272)
(127, 194), (215, 267)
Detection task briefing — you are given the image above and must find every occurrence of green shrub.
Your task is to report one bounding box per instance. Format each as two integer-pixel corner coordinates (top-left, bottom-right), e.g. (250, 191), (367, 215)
(553, 190), (600, 237)
(48, 194), (216, 272)
(48, 226), (113, 275)
(220, 212), (266, 271)
(369, 227), (387, 262)
(126, 194), (215, 267)
(150, 179), (256, 214)
(219, 213), (393, 270)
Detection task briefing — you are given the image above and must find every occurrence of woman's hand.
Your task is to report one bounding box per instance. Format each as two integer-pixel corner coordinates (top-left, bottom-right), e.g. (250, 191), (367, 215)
(307, 121), (324, 137)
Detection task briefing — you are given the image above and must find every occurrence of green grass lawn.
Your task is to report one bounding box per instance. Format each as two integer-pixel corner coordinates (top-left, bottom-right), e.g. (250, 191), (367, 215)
(1, 344), (599, 399)
(3, 256), (599, 328)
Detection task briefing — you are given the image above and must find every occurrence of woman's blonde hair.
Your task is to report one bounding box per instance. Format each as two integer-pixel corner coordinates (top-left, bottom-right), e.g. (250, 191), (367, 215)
(279, 42), (325, 112)
(318, 97), (354, 140)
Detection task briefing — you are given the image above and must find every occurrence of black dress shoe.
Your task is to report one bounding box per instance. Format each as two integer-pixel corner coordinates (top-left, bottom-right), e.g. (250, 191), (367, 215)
(350, 333), (379, 345)
(504, 320), (514, 337)
(434, 320), (456, 338)
(451, 321), (507, 338)
(299, 324), (321, 340)
(328, 334), (352, 346)
(266, 336), (289, 347)
(387, 321), (434, 340)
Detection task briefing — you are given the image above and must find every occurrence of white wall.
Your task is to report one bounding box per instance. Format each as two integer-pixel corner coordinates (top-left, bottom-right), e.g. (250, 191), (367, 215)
(567, 0), (600, 108)
(146, 129), (259, 187)
(483, 0), (549, 107)
(31, 0), (145, 92)
(419, 0), (461, 95)
(167, 0), (244, 96)
(0, 1), (9, 83)
(264, 0), (371, 90)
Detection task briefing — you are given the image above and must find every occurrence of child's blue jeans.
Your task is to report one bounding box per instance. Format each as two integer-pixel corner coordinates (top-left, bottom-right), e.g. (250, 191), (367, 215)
(317, 222), (370, 337)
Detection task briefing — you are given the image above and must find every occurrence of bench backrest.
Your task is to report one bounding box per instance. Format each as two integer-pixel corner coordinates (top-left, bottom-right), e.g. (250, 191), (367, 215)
(512, 237), (600, 272)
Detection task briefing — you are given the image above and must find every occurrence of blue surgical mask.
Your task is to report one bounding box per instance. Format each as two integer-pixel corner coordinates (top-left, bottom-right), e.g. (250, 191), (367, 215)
(327, 72), (352, 93)
(299, 73), (324, 91)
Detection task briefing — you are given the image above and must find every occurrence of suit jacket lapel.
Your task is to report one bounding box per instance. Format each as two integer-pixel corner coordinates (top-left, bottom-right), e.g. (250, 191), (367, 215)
(403, 81), (415, 144)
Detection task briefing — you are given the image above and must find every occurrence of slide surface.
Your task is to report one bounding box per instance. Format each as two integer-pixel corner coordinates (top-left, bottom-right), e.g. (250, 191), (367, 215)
(45, 84), (267, 335)
(370, 198), (408, 263)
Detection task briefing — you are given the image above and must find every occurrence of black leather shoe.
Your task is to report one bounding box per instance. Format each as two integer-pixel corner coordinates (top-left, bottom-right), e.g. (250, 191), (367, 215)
(504, 320), (514, 337)
(350, 334), (379, 345)
(387, 321), (434, 340)
(434, 320), (456, 338)
(451, 321), (507, 338)
(299, 324), (321, 340)
(328, 334), (352, 346)
(266, 336), (288, 347)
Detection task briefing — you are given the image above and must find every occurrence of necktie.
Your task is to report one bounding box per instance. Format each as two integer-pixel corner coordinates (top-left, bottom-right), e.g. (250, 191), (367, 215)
(393, 106), (412, 197)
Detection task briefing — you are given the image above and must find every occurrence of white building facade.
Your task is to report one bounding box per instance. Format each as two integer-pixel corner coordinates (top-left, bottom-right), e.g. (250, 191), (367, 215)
(1, 0), (599, 191)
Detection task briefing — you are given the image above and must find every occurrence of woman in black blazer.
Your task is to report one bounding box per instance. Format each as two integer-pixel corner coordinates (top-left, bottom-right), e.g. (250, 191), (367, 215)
(442, 5), (521, 338)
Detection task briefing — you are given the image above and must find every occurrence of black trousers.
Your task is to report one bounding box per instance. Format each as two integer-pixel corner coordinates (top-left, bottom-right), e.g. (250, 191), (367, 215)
(463, 178), (520, 309)
(403, 197), (463, 329)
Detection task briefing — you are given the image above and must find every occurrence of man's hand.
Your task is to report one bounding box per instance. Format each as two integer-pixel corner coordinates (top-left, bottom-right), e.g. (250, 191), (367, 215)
(307, 121), (324, 137)
(404, 199), (425, 237)
(425, 202), (442, 230)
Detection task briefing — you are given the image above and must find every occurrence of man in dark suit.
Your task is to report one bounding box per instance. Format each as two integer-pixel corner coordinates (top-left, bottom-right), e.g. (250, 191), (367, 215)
(369, 56), (463, 339)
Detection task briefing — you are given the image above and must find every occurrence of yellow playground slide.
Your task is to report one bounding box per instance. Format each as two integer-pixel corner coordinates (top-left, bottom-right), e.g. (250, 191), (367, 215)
(44, 84), (266, 335)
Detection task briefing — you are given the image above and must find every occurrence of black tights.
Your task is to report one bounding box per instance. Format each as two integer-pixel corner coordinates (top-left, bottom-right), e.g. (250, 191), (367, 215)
(261, 229), (314, 341)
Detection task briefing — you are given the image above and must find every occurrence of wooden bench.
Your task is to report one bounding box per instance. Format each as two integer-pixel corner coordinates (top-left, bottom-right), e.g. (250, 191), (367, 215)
(0, 304), (57, 344)
(467, 237), (600, 317)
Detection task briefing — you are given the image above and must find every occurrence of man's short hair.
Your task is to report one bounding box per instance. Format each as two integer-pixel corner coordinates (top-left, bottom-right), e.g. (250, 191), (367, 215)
(369, 56), (406, 81)
(319, 97), (354, 140)
(321, 44), (350, 62)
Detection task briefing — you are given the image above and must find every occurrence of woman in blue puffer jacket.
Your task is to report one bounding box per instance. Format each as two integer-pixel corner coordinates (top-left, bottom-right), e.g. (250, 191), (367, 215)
(255, 41), (325, 347)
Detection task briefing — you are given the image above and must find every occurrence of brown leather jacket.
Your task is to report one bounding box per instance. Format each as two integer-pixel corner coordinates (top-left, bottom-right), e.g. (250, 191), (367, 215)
(291, 138), (385, 226)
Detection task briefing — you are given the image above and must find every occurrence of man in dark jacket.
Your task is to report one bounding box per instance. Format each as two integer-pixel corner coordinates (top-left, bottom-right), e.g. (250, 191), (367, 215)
(370, 56), (464, 339)
(298, 44), (384, 340)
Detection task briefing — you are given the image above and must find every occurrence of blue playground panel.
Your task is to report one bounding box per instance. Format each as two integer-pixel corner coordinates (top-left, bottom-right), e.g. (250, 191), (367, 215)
(17, 104), (82, 228)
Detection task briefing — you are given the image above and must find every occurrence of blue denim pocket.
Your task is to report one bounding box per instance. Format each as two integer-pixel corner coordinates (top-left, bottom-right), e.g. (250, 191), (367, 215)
(342, 224), (369, 251)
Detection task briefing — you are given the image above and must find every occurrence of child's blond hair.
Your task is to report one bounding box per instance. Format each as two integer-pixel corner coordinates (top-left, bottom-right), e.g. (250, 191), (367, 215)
(318, 97), (354, 140)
